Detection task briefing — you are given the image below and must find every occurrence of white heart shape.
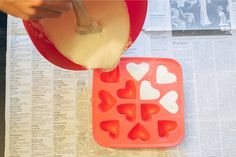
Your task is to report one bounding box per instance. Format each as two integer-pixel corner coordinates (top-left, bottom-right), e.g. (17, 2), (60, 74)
(140, 80), (160, 100)
(126, 63), (149, 81)
(159, 91), (179, 114)
(156, 65), (177, 84)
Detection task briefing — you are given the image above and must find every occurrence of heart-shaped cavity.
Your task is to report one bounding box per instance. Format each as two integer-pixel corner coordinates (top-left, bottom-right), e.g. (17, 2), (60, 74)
(156, 65), (177, 84)
(141, 104), (160, 121)
(126, 62), (149, 81)
(140, 80), (160, 100)
(159, 90), (179, 114)
(99, 90), (117, 112)
(158, 120), (177, 138)
(100, 66), (119, 83)
(100, 120), (120, 139)
(128, 123), (150, 141)
(117, 80), (136, 99)
(117, 103), (136, 122)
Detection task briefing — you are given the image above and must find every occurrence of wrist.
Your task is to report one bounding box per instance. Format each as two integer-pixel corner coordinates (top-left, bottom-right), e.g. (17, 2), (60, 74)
(0, 0), (7, 13)
(0, 1), (4, 12)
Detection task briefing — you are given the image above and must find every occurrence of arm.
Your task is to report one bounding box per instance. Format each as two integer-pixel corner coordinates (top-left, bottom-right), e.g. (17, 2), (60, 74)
(0, 0), (71, 20)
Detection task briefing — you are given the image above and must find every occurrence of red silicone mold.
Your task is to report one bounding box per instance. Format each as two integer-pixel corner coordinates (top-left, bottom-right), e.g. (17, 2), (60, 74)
(93, 57), (184, 148)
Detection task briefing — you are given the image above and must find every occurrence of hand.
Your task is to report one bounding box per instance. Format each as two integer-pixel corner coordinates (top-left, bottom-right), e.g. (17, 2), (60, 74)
(0, 0), (72, 20)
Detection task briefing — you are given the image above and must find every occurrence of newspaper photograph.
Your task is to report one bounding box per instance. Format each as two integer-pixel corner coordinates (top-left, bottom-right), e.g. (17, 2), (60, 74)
(170, 0), (232, 36)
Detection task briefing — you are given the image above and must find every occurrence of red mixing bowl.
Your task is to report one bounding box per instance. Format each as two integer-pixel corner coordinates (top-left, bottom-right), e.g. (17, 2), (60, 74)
(23, 0), (148, 70)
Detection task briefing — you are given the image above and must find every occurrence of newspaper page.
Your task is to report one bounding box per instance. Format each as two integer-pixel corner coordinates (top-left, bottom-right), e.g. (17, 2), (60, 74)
(5, 0), (236, 157)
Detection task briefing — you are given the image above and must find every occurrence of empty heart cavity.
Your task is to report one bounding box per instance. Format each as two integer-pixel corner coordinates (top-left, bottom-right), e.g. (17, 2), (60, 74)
(117, 80), (136, 99)
(156, 65), (177, 84)
(126, 62), (149, 81)
(99, 90), (117, 112)
(140, 80), (160, 100)
(159, 90), (179, 114)
(100, 66), (119, 83)
(117, 104), (136, 122)
(141, 104), (160, 121)
(100, 120), (120, 139)
(128, 123), (150, 141)
(158, 120), (177, 138)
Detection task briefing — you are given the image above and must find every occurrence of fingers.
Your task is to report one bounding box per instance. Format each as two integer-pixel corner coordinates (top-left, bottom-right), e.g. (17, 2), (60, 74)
(22, 0), (72, 20)
(24, 8), (62, 20)
(33, 0), (72, 12)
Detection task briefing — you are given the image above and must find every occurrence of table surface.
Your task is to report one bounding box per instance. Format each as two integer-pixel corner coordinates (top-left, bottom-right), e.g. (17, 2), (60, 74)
(0, 12), (6, 157)
(1, 6), (236, 156)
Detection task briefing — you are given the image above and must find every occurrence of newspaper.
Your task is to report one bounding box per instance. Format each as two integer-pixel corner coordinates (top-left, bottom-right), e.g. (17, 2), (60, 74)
(5, 0), (236, 156)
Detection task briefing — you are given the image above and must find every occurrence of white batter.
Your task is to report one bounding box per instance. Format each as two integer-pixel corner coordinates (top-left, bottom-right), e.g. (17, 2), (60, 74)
(39, 0), (130, 70)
